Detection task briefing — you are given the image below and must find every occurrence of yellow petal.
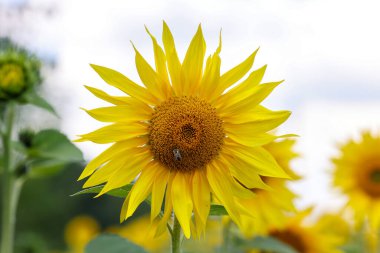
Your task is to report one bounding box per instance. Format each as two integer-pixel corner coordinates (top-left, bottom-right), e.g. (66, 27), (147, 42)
(217, 48), (259, 94)
(214, 64), (266, 108)
(133, 45), (168, 100)
(181, 24), (206, 95)
(213, 159), (255, 199)
(83, 160), (122, 188)
(224, 145), (289, 178)
(126, 161), (160, 218)
(222, 105), (288, 124)
(206, 162), (241, 225)
(217, 81), (283, 116)
(151, 164), (169, 221)
(96, 150), (151, 196)
(90, 64), (158, 105)
(83, 150), (140, 188)
(84, 85), (132, 105)
(77, 123), (148, 144)
(145, 26), (171, 88)
(171, 172), (193, 238)
(223, 111), (291, 136)
(191, 170), (210, 227)
(83, 104), (152, 123)
(192, 212), (204, 239)
(78, 136), (147, 180)
(162, 21), (181, 95)
(220, 152), (271, 190)
(198, 34), (222, 100)
(120, 194), (131, 222)
(155, 172), (174, 236)
(225, 132), (277, 148)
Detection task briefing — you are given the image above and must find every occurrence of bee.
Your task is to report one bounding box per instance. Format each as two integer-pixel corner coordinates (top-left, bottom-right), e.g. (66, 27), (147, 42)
(173, 148), (182, 161)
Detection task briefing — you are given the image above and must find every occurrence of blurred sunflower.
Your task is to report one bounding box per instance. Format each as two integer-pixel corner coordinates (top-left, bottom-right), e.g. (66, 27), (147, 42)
(250, 209), (344, 253)
(64, 215), (100, 253)
(77, 22), (291, 238)
(107, 215), (169, 253)
(333, 131), (380, 249)
(238, 139), (299, 237)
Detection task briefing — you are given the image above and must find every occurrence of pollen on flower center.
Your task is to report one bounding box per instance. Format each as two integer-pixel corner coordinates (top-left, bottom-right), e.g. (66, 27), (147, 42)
(149, 96), (224, 172)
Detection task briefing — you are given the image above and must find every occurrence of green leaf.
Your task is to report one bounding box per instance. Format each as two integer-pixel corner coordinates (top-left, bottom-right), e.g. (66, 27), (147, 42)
(28, 158), (68, 178)
(236, 236), (298, 253)
(209, 205), (228, 216)
(29, 129), (83, 162)
(12, 140), (27, 154)
(71, 184), (133, 198)
(85, 234), (147, 253)
(21, 90), (57, 115)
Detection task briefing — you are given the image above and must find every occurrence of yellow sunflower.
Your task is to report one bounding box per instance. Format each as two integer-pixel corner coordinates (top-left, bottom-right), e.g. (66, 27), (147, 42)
(77, 22), (291, 238)
(107, 215), (169, 253)
(64, 215), (100, 253)
(238, 139), (299, 237)
(332, 131), (380, 248)
(250, 209), (344, 253)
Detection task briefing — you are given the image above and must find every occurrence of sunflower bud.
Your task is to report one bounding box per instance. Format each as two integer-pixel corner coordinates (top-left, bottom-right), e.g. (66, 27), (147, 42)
(18, 128), (35, 148)
(0, 38), (42, 101)
(0, 63), (26, 96)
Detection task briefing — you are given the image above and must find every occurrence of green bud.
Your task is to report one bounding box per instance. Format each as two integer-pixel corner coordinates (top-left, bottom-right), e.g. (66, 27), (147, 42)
(0, 63), (26, 96)
(18, 128), (36, 148)
(0, 38), (42, 102)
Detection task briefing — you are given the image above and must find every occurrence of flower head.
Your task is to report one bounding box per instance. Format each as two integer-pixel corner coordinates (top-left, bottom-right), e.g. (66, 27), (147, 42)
(64, 215), (100, 253)
(333, 131), (380, 239)
(239, 138), (299, 237)
(108, 215), (169, 253)
(249, 209), (345, 253)
(0, 38), (42, 101)
(78, 22), (291, 238)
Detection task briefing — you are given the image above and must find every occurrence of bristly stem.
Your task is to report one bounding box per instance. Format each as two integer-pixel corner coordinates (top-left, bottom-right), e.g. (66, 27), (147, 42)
(171, 215), (182, 253)
(1, 102), (16, 253)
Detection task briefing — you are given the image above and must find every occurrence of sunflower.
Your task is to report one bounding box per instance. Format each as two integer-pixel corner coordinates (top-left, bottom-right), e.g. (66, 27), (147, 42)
(238, 139), (299, 237)
(107, 215), (169, 253)
(250, 209), (344, 253)
(64, 216), (100, 253)
(77, 22), (291, 238)
(332, 131), (380, 249)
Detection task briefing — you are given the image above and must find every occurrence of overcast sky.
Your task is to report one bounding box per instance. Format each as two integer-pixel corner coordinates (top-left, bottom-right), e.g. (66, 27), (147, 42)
(1, 0), (380, 214)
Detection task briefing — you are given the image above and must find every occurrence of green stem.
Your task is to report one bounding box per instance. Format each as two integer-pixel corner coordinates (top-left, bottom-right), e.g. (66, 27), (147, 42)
(171, 215), (182, 253)
(222, 219), (232, 253)
(1, 102), (16, 253)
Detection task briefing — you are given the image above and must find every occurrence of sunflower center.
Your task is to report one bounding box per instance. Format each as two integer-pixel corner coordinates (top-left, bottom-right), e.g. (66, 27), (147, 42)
(149, 96), (224, 172)
(358, 166), (380, 198)
(268, 229), (307, 253)
(371, 169), (380, 183)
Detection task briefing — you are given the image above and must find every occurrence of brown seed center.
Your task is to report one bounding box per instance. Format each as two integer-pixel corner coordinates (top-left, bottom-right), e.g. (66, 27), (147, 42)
(149, 96), (224, 172)
(268, 228), (307, 253)
(358, 166), (380, 198)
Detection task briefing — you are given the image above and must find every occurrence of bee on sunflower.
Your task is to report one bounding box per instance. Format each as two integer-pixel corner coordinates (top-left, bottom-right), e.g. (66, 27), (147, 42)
(77, 22), (292, 241)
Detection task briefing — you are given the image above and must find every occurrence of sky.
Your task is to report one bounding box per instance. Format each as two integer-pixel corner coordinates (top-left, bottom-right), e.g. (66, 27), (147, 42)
(1, 0), (380, 215)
